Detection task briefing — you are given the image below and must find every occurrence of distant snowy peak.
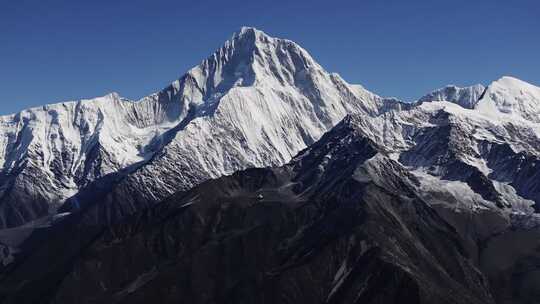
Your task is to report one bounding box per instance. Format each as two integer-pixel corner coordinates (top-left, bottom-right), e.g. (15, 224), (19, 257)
(418, 84), (486, 109)
(476, 76), (540, 123)
(417, 76), (540, 124)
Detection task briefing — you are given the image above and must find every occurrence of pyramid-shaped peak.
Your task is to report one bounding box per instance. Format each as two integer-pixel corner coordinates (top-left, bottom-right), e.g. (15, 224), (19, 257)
(176, 26), (327, 98)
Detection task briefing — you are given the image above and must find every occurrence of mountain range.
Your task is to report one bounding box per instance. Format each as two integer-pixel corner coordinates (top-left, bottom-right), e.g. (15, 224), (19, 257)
(0, 27), (539, 304)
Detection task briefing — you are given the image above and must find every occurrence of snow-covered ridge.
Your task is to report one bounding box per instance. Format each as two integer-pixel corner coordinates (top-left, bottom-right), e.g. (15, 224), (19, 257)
(417, 83), (486, 109)
(418, 76), (540, 124)
(476, 76), (540, 123)
(0, 92), (182, 170)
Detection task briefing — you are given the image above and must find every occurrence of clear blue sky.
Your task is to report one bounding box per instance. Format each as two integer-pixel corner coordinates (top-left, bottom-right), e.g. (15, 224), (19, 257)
(1, 0), (539, 115)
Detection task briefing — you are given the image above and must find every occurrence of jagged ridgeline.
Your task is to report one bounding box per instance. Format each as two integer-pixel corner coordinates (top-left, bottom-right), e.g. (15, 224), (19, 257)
(1, 27), (540, 304)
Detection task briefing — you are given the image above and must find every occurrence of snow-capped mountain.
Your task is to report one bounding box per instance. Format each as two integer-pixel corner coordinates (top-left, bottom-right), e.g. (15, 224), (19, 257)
(418, 83), (486, 109)
(0, 27), (399, 228)
(476, 76), (540, 123)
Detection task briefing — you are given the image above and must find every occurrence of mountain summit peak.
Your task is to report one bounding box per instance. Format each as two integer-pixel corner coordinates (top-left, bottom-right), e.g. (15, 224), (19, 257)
(235, 26), (264, 37)
(227, 26), (271, 49)
(176, 26), (327, 100)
